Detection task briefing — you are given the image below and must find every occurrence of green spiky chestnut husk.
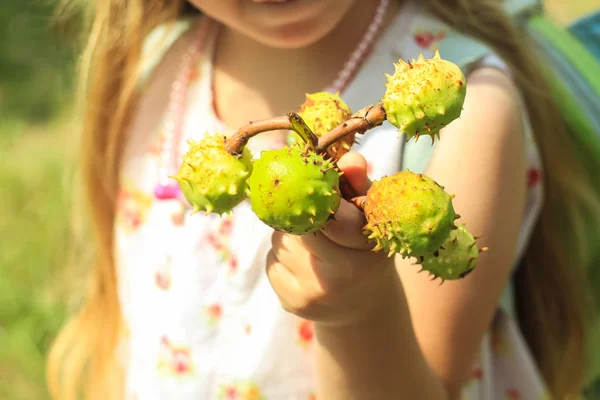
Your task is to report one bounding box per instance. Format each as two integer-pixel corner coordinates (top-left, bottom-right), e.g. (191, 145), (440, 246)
(296, 92), (355, 159)
(419, 224), (486, 281)
(247, 145), (341, 235)
(174, 133), (253, 215)
(382, 50), (467, 142)
(363, 170), (458, 258)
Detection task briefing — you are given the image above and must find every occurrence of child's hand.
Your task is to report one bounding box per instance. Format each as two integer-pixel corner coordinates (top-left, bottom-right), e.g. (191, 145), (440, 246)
(266, 152), (396, 327)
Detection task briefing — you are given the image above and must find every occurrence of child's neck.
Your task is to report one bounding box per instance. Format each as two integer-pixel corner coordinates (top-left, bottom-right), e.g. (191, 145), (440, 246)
(211, 0), (400, 132)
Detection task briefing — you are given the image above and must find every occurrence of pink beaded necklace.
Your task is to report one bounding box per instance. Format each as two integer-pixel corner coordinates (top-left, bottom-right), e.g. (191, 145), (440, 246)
(154, 0), (390, 200)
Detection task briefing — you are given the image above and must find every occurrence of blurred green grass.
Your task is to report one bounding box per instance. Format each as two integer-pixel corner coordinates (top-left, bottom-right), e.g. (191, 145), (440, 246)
(0, 116), (74, 400)
(0, 1), (79, 399)
(0, 1), (79, 123)
(0, 1), (597, 399)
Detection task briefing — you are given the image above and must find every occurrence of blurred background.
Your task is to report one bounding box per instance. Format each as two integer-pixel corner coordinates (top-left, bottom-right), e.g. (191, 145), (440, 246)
(0, 1), (598, 399)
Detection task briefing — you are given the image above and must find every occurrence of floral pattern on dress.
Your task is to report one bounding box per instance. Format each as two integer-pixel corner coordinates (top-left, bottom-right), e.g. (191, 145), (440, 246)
(205, 216), (239, 275)
(505, 388), (521, 399)
(470, 367), (483, 381)
(492, 324), (508, 357)
(116, 183), (153, 233)
(157, 336), (194, 376)
(218, 381), (265, 400)
(204, 303), (223, 325)
(297, 319), (314, 347)
(154, 255), (172, 290)
(413, 29), (446, 50)
(170, 202), (187, 226)
(527, 167), (542, 188)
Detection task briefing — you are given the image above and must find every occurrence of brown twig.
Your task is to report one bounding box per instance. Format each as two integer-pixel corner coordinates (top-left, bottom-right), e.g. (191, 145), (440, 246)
(316, 103), (387, 154)
(317, 103), (387, 201)
(225, 113), (319, 155)
(225, 116), (290, 155)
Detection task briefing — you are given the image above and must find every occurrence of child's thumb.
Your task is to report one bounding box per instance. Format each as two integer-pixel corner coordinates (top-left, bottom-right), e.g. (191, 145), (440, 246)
(317, 152), (374, 250)
(336, 152), (372, 196)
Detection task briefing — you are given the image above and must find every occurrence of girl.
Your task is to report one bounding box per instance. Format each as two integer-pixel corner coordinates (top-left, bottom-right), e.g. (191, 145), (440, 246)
(48, 0), (600, 399)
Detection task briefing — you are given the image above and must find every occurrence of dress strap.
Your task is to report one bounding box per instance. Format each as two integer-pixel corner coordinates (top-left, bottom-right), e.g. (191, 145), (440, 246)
(138, 18), (196, 89)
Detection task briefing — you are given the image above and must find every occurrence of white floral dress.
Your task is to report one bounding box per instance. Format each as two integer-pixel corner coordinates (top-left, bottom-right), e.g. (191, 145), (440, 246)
(115, 3), (549, 399)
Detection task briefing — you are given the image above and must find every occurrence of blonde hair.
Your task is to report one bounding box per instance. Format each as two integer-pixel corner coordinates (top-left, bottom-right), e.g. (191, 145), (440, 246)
(48, 0), (599, 399)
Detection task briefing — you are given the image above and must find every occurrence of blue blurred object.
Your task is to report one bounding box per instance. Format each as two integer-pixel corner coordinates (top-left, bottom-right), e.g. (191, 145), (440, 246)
(570, 10), (600, 62)
(525, 15), (600, 143)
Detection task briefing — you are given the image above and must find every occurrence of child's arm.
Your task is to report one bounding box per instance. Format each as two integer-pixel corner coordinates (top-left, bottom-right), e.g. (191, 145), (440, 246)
(266, 66), (527, 399)
(396, 66), (528, 396)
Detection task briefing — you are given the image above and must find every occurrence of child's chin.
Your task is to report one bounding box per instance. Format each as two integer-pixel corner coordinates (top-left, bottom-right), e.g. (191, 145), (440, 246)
(250, 15), (350, 49)
(253, 24), (337, 49)
(238, 0), (352, 48)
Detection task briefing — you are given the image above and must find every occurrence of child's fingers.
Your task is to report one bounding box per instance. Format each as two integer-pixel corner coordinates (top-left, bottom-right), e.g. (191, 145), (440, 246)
(321, 200), (373, 250)
(321, 151), (375, 250)
(272, 232), (357, 293)
(297, 228), (385, 275)
(337, 151), (372, 196)
(272, 231), (326, 281)
(265, 249), (306, 311)
(297, 230), (359, 265)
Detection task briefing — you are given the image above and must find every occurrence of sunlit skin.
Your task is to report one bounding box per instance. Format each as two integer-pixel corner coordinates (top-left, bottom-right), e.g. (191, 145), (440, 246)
(189, 0), (400, 130)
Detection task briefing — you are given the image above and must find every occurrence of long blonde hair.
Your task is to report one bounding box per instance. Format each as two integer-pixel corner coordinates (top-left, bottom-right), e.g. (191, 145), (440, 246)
(48, 0), (599, 399)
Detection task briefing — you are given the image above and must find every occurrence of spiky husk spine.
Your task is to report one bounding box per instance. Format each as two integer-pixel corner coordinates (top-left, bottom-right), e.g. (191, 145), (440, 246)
(247, 145), (341, 235)
(296, 92), (355, 159)
(174, 133), (253, 215)
(362, 170), (458, 258)
(418, 224), (487, 282)
(382, 50), (467, 142)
